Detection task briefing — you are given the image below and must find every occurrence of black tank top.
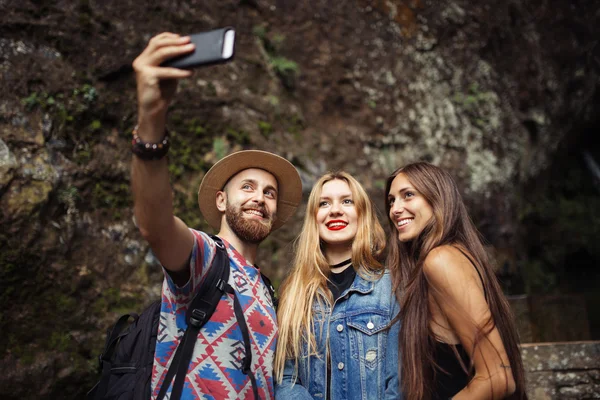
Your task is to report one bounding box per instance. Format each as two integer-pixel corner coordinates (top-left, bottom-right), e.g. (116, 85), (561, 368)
(326, 259), (355, 400)
(327, 259), (355, 301)
(431, 342), (471, 399)
(431, 247), (486, 399)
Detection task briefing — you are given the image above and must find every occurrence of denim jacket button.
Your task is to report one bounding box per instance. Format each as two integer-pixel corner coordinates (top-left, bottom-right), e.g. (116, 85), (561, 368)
(367, 321), (374, 330)
(336, 324), (344, 332)
(337, 362), (344, 370)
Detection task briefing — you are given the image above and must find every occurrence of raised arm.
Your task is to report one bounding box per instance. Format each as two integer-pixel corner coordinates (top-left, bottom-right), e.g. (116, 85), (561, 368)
(423, 246), (516, 400)
(131, 33), (195, 279)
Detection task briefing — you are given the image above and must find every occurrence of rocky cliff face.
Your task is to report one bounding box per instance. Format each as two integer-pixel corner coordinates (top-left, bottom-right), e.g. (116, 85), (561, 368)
(522, 341), (600, 400)
(1, 0), (598, 398)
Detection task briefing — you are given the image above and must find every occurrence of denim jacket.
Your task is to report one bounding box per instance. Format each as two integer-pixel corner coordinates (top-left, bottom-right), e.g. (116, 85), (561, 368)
(275, 270), (401, 399)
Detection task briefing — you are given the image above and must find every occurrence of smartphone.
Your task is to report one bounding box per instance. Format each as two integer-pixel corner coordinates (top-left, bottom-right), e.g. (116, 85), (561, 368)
(162, 27), (235, 69)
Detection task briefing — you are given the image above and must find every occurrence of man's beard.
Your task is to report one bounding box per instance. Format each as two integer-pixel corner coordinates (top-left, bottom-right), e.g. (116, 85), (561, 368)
(225, 202), (274, 244)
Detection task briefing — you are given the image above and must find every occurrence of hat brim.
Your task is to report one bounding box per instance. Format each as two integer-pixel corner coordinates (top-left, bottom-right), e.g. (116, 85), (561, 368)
(198, 150), (302, 231)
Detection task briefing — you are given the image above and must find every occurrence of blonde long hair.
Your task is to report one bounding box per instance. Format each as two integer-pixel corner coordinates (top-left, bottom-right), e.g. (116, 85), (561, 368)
(274, 171), (386, 383)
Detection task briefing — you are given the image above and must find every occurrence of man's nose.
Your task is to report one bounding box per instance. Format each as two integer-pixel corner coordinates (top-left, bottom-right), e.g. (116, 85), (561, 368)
(253, 190), (265, 204)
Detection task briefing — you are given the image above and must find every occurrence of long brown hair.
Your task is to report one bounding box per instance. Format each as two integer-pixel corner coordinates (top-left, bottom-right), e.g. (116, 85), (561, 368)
(274, 171), (386, 383)
(385, 162), (526, 399)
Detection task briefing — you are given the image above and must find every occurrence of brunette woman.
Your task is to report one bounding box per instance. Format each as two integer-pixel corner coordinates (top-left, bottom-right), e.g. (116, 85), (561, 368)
(275, 172), (400, 399)
(386, 162), (526, 400)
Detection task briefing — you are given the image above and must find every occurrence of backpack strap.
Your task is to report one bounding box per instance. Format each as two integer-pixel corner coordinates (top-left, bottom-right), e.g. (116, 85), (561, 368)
(157, 235), (230, 400)
(260, 272), (278, 309)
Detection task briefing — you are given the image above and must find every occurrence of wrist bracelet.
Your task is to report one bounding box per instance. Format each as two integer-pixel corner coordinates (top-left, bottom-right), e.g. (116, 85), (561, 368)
(131, 125), (170, 160)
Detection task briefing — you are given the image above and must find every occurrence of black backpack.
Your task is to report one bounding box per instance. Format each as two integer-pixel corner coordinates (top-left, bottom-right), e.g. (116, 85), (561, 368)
(87, 236), (277, 400)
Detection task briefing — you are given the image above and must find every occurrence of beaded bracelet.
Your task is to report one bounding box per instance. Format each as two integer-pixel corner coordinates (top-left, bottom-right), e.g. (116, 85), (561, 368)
(131, 125), (170, 160)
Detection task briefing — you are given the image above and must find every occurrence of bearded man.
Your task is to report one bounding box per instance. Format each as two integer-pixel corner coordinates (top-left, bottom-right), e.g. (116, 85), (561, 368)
(130, 32), (302, 400)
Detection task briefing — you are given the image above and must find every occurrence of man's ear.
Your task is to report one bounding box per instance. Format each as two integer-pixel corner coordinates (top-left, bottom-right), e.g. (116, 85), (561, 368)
(216, 190), (227, 212)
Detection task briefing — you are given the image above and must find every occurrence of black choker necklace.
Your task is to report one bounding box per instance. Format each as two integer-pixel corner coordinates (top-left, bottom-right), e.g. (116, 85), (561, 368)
(330, 258), (351, 268)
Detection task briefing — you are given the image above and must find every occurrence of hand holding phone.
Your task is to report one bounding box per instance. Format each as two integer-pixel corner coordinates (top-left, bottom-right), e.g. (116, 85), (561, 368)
(161, 27), (236, 69)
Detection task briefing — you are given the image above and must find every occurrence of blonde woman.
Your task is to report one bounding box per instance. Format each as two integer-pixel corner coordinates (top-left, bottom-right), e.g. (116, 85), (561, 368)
(275, 172), (400, 399)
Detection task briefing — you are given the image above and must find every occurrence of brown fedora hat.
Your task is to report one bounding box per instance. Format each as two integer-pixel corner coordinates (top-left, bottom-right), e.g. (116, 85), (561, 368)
(198, 150), (302, 231)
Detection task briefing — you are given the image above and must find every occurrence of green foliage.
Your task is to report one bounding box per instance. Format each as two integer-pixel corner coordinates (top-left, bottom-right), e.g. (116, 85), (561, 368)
(212, 137), (228, 160)
(58, 185), (80, 221)
(74, 84), (97, 102)
(168, 162), (184, 177)
(252, 24), (267, 40)
(270, 56), (299, 76)
(21, 83), (103, 161)
(49, 331), (71, 352)
(21, 84), (98, 121)
(374, 179), (386, 190)
(274, 112), (305, 140)
(191, 124), (206, 136)
(21, 92), (43, 110)
(58, 186), (80, 207)
(452, 82), (500, 131)
(272, 34), (286, 47)
(90, 119), (102, 131)
(173, 188), (207, 231)
(225, 128), (250, 145)
(205, 82), (217, 97)
(452, 83), (496, 110)
(74, 142), (92, 164)
(90, 287), (143, 315)
(253, 24), (300, 89)
(258, 121), (273, 137)
(166, 125), (210, 179)
(91, 181), (130, 211)
(267, 95), (280, 107)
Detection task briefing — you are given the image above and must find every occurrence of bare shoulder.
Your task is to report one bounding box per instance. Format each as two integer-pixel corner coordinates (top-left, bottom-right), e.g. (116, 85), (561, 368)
(423, 245), (475, 290)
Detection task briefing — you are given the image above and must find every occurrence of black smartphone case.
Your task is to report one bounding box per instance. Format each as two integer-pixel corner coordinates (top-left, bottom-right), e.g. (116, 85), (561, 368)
(162, 27), (235, 69)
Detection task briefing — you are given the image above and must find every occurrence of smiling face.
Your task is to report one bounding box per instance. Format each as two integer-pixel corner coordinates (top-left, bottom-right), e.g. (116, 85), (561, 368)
(220, 168), (278, 243)
(387, 173), (434, 242)
(316, 179), (359, 250)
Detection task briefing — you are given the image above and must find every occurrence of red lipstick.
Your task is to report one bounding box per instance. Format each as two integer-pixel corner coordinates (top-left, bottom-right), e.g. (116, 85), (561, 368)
(326, 220), (348, 231)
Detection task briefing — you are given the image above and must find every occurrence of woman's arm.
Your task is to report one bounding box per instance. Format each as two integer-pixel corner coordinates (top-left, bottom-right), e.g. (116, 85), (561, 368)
(274, 358), (314, 399)
(423, 246), (516, 400)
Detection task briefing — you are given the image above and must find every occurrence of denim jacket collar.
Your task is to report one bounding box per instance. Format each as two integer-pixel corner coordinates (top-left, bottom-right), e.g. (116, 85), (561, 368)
(339, 271), (375, 298)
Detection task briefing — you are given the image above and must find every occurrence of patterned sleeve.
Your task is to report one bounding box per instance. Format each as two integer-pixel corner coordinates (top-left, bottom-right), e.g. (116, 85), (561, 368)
(162, 229), (217, 299)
